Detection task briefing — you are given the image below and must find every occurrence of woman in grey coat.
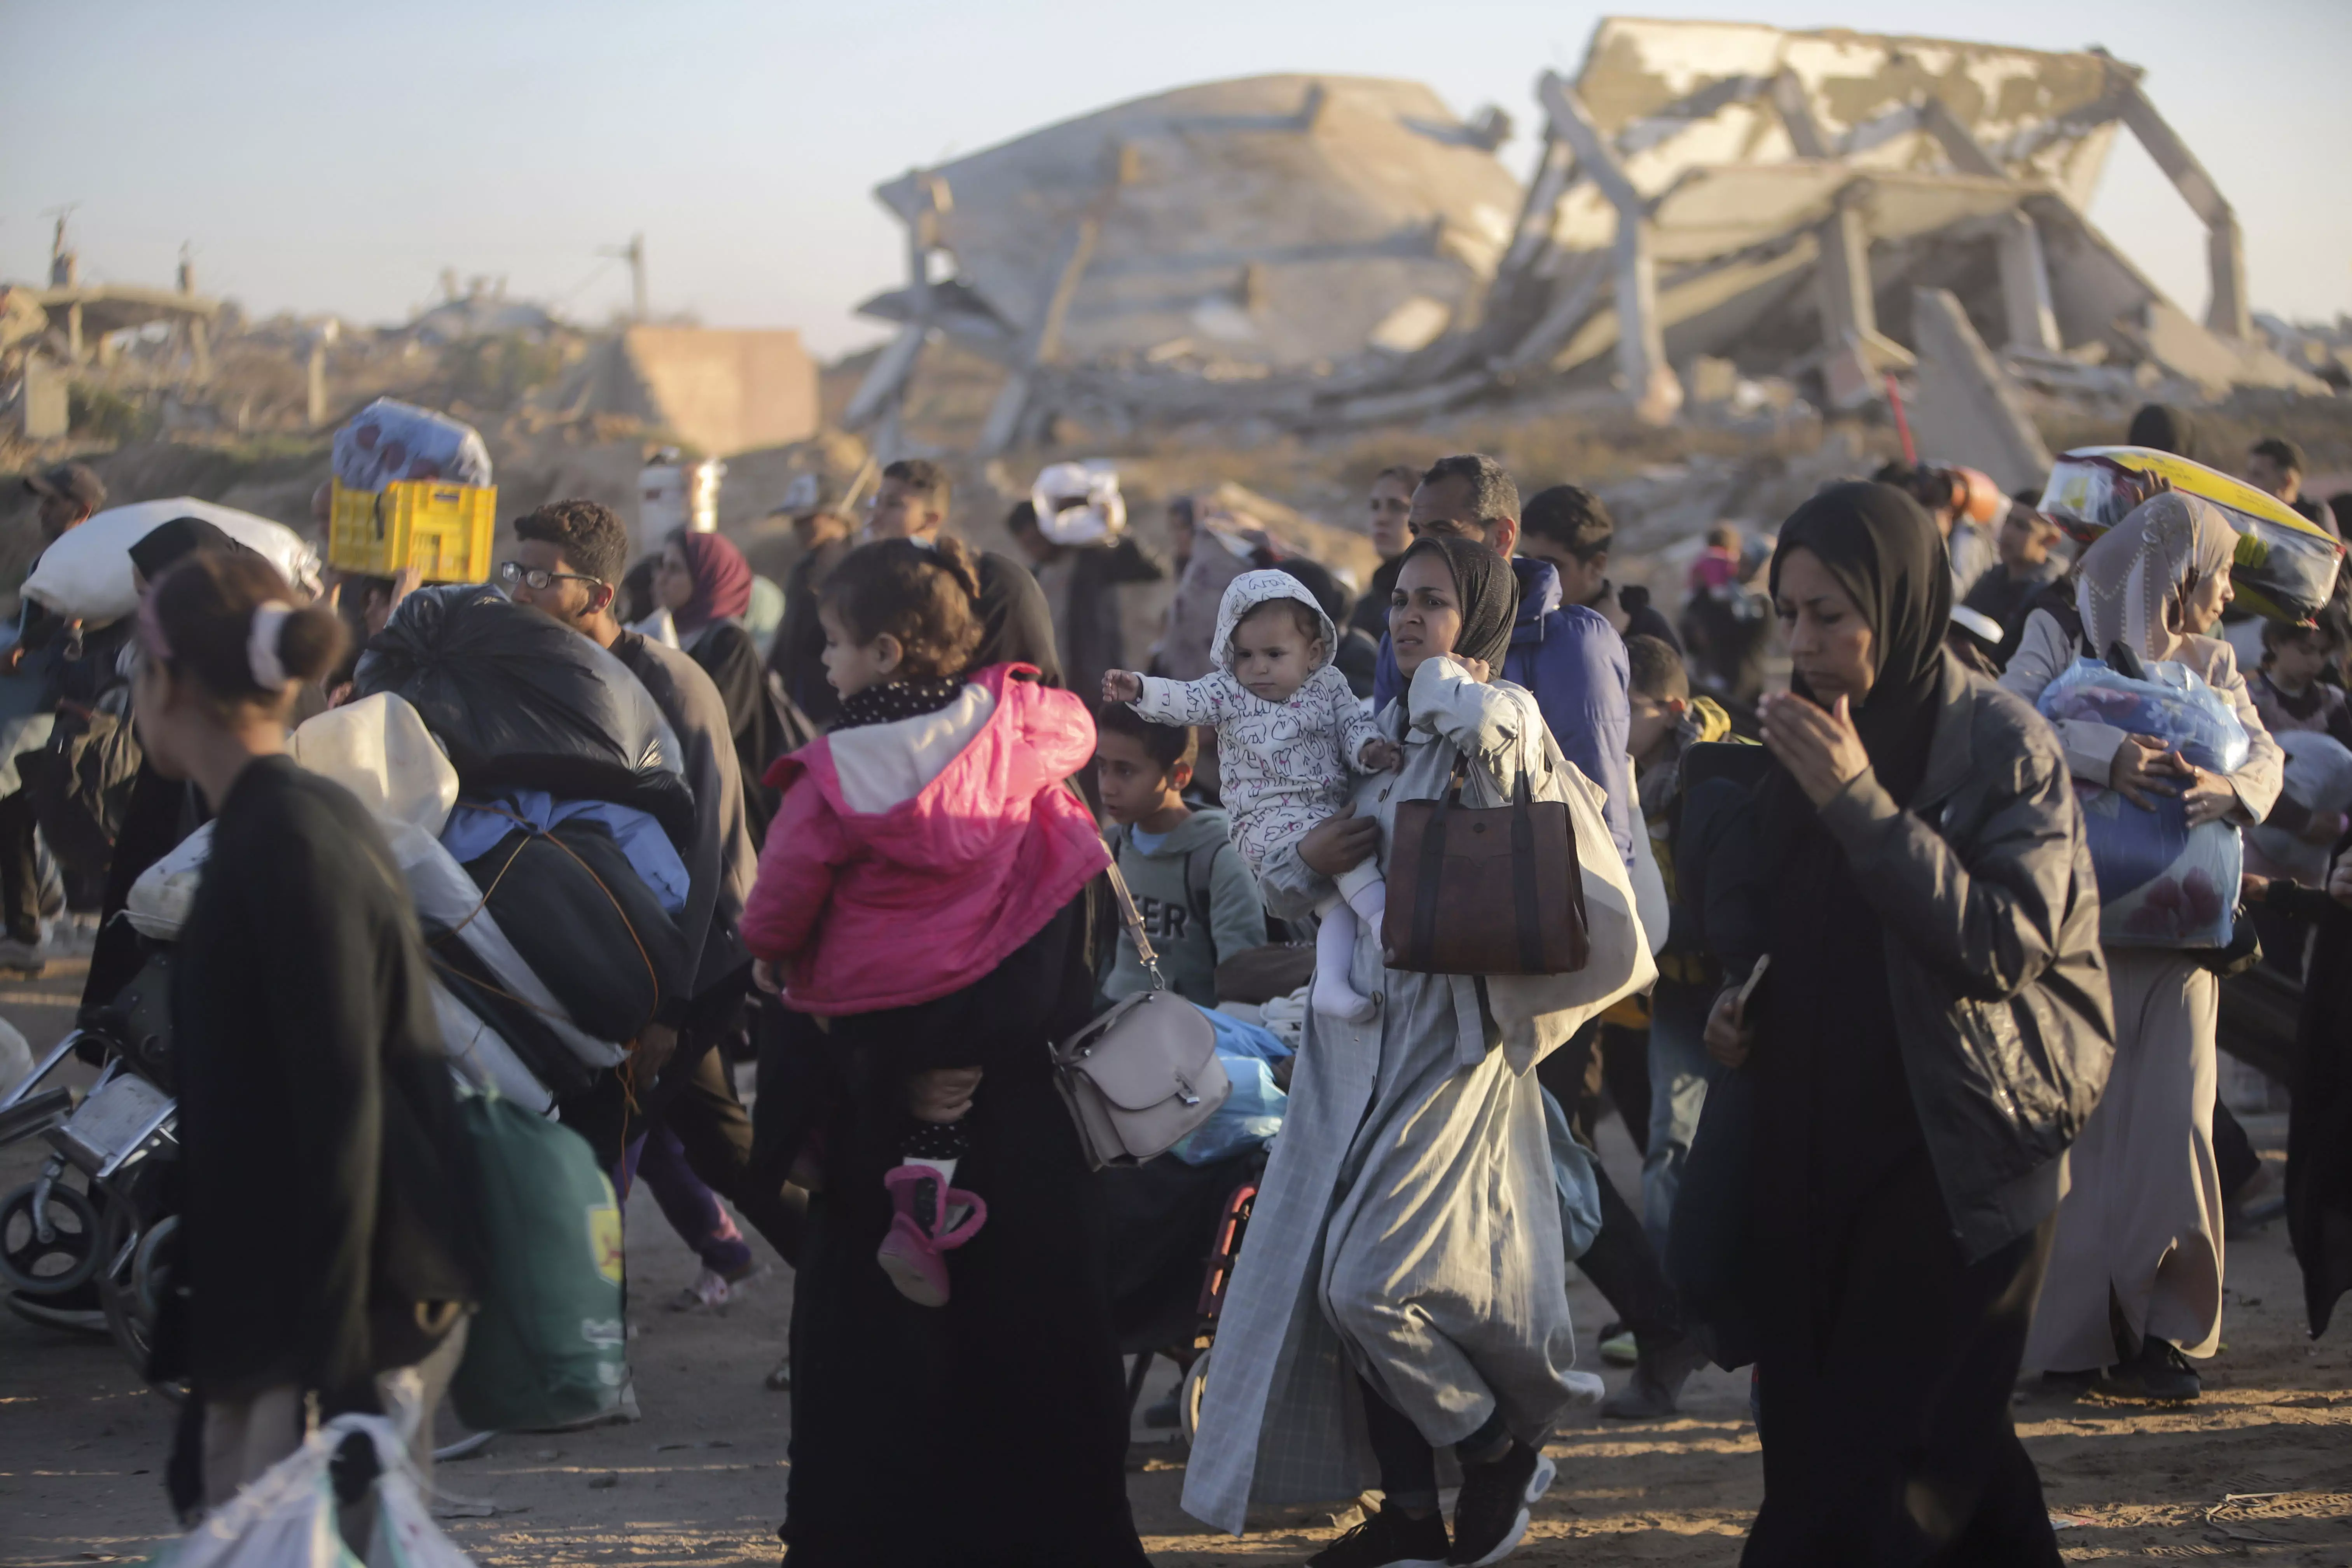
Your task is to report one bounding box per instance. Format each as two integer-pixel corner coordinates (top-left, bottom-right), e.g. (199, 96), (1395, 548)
(1703, 483), (2112, 1565)
(1180, 536), (1615, 1568)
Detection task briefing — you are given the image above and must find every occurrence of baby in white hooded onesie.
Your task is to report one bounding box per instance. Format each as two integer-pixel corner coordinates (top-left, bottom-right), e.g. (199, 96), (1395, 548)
(1103, 569), (1396, 1021)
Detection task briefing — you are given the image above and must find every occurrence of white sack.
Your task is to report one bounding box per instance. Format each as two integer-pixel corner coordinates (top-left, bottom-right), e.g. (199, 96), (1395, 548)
(126, 821), (215, 940)
(290, 694), (460, 837)
(23, 499), (321, 625)
(2247, 730), (2352, 886)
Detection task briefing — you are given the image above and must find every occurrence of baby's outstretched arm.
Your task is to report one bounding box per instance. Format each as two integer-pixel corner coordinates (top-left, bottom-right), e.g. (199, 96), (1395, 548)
(1127, 670), (1247, 727)
(1102, 670), (1144, 703)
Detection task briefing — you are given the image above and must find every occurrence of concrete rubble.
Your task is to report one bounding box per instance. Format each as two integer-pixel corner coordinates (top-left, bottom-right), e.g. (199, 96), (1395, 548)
(849, 18), (2338, 453)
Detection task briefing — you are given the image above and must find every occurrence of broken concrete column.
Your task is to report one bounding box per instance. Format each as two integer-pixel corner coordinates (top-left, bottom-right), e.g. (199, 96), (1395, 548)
(20, 358), (67, 440)
(2117, 82), (2251, 341)
(1539, 71), (1682, 423)
(1995, 211), (2061, 353)
(1907, 287), (2053, 496)
(1613, 216), (1683, 424)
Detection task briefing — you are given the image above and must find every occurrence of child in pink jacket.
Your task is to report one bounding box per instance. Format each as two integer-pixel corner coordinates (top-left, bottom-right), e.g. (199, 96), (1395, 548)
(743, 537), (1106, 1305)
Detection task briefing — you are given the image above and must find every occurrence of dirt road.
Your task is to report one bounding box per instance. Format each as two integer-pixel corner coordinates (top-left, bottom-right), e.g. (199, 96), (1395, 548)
(4, 953), (2347, 1565)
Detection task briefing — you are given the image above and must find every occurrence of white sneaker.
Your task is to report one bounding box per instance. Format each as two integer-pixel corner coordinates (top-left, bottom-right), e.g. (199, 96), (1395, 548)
(0, 937), (46, 977)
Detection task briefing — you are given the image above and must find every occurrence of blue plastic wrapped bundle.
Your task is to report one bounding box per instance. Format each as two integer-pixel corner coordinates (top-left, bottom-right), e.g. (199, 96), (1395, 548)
(1170, 1005), (1290, 1165)
(2037, 658), (2249, 947)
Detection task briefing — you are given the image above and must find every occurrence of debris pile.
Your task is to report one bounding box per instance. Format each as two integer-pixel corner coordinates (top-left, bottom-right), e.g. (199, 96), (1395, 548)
(849, 19), (2338, 456)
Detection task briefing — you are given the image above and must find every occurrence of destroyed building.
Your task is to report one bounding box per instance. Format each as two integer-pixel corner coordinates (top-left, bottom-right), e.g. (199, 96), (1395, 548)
(847, 19), (2333, 469)
(550, 326), (821, 457)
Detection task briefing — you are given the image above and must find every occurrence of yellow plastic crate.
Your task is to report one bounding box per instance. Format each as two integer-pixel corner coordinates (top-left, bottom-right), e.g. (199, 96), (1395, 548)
(329, 478), (497, 582)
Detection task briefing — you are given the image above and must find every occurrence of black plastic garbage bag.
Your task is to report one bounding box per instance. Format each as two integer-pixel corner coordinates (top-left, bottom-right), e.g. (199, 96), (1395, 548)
(461, 818), (691, 1047)
(355, 585), (694, 847)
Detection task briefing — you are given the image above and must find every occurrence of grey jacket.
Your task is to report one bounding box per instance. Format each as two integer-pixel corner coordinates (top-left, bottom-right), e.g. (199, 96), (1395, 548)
(610, 630), (757, 1011)
(1101, 807), (1267, 1008)
(1740, 651), (2116, 1260)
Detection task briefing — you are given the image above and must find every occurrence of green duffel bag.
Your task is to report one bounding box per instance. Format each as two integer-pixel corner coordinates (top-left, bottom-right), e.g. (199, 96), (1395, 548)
(449, 1090), (626, 1431)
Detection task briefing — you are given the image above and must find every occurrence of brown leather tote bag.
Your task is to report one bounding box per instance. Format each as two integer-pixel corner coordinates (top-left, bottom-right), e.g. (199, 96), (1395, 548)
(1380, 760), (1589, 975)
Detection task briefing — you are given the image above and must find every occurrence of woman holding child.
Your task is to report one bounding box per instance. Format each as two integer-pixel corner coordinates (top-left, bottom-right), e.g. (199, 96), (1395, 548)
(1172, 535), (1610, 1568)
(741, 538), (1146, 1567)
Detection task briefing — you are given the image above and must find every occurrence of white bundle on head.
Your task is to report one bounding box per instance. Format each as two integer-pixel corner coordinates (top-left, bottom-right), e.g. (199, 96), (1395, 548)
(1031, 460), (1124, 546)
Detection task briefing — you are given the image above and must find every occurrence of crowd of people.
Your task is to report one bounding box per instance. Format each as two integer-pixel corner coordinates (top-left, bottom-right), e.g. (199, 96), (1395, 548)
(6, 398), (2350, 1566)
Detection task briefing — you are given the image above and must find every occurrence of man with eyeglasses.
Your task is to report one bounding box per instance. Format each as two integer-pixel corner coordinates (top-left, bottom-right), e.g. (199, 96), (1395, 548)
(502, 500), (804, 1276)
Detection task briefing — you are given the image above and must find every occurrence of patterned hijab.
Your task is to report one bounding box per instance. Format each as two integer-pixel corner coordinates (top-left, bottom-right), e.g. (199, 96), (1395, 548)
(667, 528), (755, 638)
(2075, 492), (2236, 664)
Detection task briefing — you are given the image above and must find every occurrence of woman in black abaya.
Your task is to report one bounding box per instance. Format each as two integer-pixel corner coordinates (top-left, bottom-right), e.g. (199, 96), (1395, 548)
(1703, 483), (2111, 1565)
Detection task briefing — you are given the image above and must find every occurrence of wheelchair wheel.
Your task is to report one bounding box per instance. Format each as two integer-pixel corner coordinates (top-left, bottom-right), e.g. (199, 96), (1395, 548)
(98, 1202), (186, 1403)
(1178, 1350), (1212, 1450)
(0, 1180), (101, 1297)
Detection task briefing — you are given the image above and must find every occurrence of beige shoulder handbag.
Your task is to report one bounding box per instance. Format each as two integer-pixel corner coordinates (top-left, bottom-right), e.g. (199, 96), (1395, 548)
(1050, 862), (1230, 1169)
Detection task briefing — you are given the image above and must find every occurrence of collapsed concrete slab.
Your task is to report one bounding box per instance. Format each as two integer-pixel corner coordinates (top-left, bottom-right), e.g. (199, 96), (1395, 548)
(1907, 287), (2053, 495)
(851, 21), (2329, 452)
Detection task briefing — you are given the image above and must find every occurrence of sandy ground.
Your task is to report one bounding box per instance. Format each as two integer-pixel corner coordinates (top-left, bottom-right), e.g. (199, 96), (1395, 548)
(3, 951), (2348, 1566)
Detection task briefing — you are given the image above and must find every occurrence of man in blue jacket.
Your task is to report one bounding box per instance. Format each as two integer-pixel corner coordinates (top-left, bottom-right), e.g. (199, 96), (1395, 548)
(1371, 453), (1635, 867)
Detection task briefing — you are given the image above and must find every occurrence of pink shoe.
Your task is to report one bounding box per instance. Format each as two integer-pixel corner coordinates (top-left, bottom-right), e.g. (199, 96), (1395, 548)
(877, 1165), (988, 1307)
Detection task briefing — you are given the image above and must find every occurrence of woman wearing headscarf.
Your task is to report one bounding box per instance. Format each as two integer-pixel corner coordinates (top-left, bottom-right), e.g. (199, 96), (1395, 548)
(1700, 482), (2111, 1564)
(1183, 535), (1612, 1568)
(653, 528), (783, 842)
(2004, 494), (2284, 1399)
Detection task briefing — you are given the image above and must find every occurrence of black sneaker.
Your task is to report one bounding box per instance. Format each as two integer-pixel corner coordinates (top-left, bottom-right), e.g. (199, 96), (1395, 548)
(2099, 1337), (2200, 1402)
(1448, 1441), (1553, 1565)
(1306, 1504), (1449, 1568)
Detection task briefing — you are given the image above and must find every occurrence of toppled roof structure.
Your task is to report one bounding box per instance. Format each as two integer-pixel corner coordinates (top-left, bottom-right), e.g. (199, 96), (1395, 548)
(850, 19), (2329, 454)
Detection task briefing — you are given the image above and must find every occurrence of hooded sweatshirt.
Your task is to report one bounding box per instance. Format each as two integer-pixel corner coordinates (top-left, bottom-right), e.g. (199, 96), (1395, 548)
(1128, 570), (1381, 873)
(740, 663), (1108, 1014)
(1102, 807), (1267, 1006)
(1374, 554), (1634, 865)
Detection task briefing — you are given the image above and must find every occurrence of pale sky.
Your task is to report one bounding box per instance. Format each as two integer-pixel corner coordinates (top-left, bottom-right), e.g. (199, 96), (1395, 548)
(6, 0), (2347, 359)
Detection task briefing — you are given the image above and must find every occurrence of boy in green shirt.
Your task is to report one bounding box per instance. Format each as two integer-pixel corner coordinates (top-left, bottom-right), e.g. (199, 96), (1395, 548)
(1093, 703), (1266, 1007)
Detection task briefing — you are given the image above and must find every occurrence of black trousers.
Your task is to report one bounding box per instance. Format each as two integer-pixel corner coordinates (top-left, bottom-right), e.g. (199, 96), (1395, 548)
(652, 1039), (807, 1269)
(1356, 1374), (1510, 1508)
(1537, 1024), (1686, 1352)
(557, 987), (809, 1269)
(1743, 1149), (2059, 1567)
(0, 788), (41, 943)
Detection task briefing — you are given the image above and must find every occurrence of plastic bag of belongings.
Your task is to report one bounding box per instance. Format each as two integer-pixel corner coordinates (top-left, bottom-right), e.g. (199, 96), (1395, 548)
(165, 1412), (473, 1568)
(2037, 658), (2250, 947)
(2040, 447), (2346, 623)
(355, 584), (695, 847)
(332, 397), (494, 491)
(19, 499), (321, 626)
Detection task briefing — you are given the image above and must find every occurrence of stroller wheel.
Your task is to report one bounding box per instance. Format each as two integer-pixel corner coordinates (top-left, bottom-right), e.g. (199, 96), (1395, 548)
(1179, 1350), (1212, 1450)
(0, 1181), (101, 1297)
